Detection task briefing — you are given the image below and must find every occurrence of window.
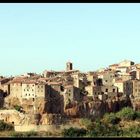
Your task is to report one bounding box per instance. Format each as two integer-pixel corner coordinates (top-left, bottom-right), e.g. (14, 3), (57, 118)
(106, 89), (108, 92)
(32, 89), (34, 91)
(29, 94), (30, 96)
(113, 89), (115, 92)
(41, 86), (43, 88)
(135, 89), (137, 92)
(95, 92), (96, 95)
(32, 94), (34, 96)
(27, 89), (29, 91)
(105, 80), (108, 82)
(60, 86), (64, 92)
(26, 94), (27, 96)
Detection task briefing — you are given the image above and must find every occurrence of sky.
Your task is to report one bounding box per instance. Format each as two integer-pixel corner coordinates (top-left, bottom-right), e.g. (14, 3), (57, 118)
(0, 3), (140, 76)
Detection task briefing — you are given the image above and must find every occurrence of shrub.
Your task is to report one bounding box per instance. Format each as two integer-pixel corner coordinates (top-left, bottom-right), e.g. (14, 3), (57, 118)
(87, 121), (121, 137)
(122, 125), (140, 137)
(79, 118), (93, 129)
(103, 113), (120, 125)
(0, 120), (14, 131)
(116, 107), (136, 121)
(11, 131), (38, 137)
(62, 127), (87, 137)
(14, 105), (22, 112)
(135, 111), (140, 120)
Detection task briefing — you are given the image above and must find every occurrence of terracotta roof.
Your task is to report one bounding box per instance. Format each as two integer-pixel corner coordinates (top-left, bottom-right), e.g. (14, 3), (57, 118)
(22, 81), (37, 84)
(9, 80), (23, 83)
(97, 72), (105, 75)
(109, 64), (118, 67)
(47, 82), (62, 85)
(64, 85), (73, 88)
(115, 80), (123, 83)
(117, 66), (128, 68)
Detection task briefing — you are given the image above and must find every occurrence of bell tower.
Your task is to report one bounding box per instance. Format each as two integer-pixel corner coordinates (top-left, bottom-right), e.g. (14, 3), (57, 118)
(66, 62), (73, 71)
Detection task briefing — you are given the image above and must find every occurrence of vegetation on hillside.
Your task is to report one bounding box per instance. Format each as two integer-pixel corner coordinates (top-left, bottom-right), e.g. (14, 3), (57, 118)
(0, 120), (14, 131)
(62, 107), (140, 137)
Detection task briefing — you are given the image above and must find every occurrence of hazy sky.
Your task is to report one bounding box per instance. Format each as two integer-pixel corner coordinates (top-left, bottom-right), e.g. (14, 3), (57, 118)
(0, 3), (140, 76)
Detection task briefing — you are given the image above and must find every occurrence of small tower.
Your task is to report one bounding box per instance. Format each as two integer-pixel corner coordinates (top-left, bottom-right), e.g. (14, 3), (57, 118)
(66, 62), (73, 71)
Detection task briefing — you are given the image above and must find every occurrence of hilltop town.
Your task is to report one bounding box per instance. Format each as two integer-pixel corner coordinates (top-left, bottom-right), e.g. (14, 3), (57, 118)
(0, 60), (140, 132)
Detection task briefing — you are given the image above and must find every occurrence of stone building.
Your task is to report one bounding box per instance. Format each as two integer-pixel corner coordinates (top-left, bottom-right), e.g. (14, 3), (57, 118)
(119, 60), (135, 67)
(114, 79), (124, 93)
(93, 85), (118, 100)
(22, 81), (36, 100)
(123, 80), (133, 96)
(109, 64), (119, 70)
(86, 72), (98, 86)
(10, 80), (22, 100)
(97, 71), (115, 86)
(132, 80), (140, 98)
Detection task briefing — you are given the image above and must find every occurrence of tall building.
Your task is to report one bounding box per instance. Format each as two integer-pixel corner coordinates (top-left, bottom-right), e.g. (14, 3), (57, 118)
(66, 62), (73, 71)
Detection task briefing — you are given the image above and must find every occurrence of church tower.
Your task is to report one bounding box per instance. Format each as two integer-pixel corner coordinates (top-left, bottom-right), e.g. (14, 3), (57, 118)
(66, 62), (73, 71)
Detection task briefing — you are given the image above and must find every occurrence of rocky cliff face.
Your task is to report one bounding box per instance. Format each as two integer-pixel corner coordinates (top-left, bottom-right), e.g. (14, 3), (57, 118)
(63, 97), (132, 119)
(40, 113), (63, 125)
(4, 97), (21, 109)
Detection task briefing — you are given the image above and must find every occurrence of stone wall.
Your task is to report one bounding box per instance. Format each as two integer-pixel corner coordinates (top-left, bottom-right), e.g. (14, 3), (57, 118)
(14, 124), (61, 132)
(14, 123), (81, 132)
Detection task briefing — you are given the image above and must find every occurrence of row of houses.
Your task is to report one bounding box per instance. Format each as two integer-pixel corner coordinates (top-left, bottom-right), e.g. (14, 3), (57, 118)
(0, 60), (140, 114)
(84, 60), (140, 101)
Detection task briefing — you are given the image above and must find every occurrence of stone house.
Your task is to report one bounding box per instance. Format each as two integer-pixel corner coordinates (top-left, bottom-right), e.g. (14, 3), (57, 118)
(119, 60), (135, 67)
(97, 71), (116, 86)
(123, 80), (133, 97)
(109, 64), (119, 71)
(93, 85), (118, 100)
(131, 80), (140, 98)
(114, 79), (124, 93)
(10, 80), (22, 100)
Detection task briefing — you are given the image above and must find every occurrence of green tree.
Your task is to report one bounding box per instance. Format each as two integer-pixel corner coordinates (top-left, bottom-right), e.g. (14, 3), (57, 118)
(62, 127), (87, 137)
(103, 113), (120, 125)
(14, 105), (22, 112)
(135, 111), (140, 120)
(79, 118), (93, 129)
(0, 120), (14, 131)
(116, 107), (137, 121)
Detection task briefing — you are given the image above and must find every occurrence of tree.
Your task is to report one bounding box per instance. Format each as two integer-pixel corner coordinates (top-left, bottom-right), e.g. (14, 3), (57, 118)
(62, 127), (87, 137)
(116, 107), (137, 121)
(0, 120), (14, 131)
(103, 113), (120, 125)
(14, 105), (22, 112)
(79, 118), (93, 129)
